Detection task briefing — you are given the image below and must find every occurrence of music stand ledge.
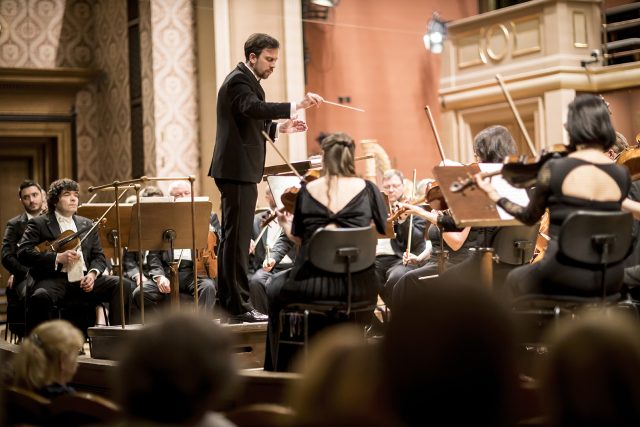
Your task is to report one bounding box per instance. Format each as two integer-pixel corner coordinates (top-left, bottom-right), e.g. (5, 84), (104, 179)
(434, 165), (523, 228)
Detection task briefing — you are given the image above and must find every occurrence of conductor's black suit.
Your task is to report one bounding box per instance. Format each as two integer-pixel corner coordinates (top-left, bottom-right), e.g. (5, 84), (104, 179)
(209, 62), (290, 317)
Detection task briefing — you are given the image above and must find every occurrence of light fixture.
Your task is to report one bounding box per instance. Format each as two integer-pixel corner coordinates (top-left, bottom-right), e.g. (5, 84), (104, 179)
(423, 12), (447, 54)
(311, 0), (339, 7)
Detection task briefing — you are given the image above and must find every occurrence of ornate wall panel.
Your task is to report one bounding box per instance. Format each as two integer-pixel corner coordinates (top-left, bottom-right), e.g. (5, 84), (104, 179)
(139, 0), (157, 177)
(150, 0), (199, 185)
(91, 0), (131, 184)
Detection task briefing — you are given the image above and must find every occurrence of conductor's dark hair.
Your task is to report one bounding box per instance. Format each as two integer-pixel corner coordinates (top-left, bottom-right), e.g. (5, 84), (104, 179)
(244, 33), (279, 60)
(18, 179), (43, 198)
(473, 126), (518, 163)
(566, 94), (616, 151)
(47, 178), (79, 213)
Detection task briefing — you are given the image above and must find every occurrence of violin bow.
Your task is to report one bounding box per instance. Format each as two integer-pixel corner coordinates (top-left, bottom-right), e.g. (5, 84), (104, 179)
(406, 169), (417, 259)
(79, 187), (132, 245)
(424, 106), (447, 162)
(261, 131), (305, 181)
(495, 74), (537, 156)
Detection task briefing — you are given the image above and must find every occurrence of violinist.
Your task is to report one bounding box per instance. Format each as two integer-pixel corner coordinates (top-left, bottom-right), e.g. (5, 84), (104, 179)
(391, 126), (518, 306)
(264, 132), (388, 371)
(475, 95), (630, 299)
(1, 180), (46, 337)
(248, 187), (295, 315)
(17, 178), (132, 334)
(124, 181), (218, 316)
(375, 169), (427, 305)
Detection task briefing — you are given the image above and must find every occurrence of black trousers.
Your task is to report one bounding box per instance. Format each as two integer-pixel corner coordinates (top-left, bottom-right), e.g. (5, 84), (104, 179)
(215, 179), (257, 315)
(28, 274), (131, 333)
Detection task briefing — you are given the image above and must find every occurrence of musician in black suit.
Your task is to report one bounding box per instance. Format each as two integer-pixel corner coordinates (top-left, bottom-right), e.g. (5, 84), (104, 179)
(17, 178), (131, 333)
(2, 180), (46, 336)
(248, 188), (295, 313)
(209, 32), (322, 323)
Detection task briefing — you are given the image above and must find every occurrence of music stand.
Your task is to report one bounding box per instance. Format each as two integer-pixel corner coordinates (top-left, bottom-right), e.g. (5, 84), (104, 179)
(434, 164), (529, 228)
(434, 164), (530, 289)
(77, 204), (134, 263)
(127, 201), (212, 308)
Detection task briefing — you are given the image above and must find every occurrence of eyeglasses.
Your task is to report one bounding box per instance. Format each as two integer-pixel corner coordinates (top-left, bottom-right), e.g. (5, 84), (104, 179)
(382, 183), (403, 190)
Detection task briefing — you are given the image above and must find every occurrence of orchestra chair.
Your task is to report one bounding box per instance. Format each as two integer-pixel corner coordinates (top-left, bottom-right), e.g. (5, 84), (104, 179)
(49, 392), (121, 426)
(491, 224), (539, 266)
(4, 385), (51, 426)
(512, 211), (637, 356)
(225, 403), (295, 427)
(275, 226), (377, 368)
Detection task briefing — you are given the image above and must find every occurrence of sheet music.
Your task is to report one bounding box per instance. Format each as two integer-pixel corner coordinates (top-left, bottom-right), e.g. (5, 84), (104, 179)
(478, 163), (530, 220)
(266, 176), (301, 210)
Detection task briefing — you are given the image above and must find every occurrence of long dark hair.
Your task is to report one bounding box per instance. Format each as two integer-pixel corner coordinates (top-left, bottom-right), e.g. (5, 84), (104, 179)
(566, 94), (616, 151)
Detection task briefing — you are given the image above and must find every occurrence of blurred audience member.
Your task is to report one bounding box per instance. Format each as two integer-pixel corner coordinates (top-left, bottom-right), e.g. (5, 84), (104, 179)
(538, 311), (640, 427)
(11, 320), (84, 398)
(115, 312), (238, 427)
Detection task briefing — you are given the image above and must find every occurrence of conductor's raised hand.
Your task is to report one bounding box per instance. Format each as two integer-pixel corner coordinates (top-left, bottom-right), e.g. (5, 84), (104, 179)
(279, 119), (308, 134)
(297, 92), (324, 110)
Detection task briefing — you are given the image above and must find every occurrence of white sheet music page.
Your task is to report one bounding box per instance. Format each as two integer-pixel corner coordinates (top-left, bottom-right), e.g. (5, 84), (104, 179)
(478, 163), (530, 220)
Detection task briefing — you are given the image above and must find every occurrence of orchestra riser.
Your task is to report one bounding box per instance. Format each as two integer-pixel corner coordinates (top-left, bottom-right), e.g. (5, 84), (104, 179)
(87, 322), (267, 370)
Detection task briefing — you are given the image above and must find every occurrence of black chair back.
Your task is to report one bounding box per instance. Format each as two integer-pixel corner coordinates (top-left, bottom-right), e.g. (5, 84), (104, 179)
(559, 210), (633, 265)
(492, 224), (540, 265)
(307, 225), (377, 273)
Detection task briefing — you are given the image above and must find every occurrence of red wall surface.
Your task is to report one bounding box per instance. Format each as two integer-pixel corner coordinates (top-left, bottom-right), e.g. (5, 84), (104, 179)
(303, 0), (478, 181)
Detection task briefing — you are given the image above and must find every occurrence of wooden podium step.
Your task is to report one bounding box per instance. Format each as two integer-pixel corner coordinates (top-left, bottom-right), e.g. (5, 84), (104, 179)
(87, 321), (267, 369)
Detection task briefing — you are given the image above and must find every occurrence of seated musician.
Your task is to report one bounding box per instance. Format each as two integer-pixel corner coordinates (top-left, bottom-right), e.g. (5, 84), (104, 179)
(263, 132), (388, 371)
(392, 126), (519, 305)
(124, 181), (217, 316)
(376, 169), (427, 304)
(475, 95), (631, 299)
(2, 180), (46, 337)
(17, 178), (132, 333)
(248, 187), (295, 314)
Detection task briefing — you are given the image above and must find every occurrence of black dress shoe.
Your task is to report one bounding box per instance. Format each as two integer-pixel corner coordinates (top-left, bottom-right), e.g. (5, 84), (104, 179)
(229, 309), (268, 324)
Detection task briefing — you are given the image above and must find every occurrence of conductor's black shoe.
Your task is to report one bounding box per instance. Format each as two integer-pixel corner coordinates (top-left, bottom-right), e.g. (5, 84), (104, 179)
(229, 309), (268, 324)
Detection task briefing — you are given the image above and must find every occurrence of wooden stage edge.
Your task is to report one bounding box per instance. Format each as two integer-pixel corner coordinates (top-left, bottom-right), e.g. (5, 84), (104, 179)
(0, 323), (300, 407)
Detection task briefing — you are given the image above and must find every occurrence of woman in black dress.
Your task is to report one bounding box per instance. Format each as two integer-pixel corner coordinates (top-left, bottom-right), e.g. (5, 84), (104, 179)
(475, 94), (630, 298)
(264, 132), (388, 371)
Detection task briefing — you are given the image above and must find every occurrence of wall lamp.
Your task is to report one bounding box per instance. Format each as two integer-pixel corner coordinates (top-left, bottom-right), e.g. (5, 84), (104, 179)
(423, 12), (447, 54)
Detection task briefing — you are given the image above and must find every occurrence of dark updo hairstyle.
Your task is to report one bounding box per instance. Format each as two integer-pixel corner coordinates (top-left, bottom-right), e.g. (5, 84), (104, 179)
(47, 178), (79, 213)
(321, 132), (357, 178)
(473, 125), (518, 163)
(566, 94), (616, 151)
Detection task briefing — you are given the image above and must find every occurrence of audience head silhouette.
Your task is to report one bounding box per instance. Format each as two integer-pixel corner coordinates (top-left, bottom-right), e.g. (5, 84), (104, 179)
(539, 311), (640, 427)
(12, 320), (84, 394)
(383, 281), (519, 427)
(115, 312), (238, 425)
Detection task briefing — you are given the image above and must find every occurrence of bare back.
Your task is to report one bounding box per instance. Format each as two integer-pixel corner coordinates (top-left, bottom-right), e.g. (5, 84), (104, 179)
(306, 176), (366, 214)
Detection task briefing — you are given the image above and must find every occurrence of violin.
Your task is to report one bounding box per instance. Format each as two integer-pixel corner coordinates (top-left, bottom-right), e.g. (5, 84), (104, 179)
(388, 180), (446, 222)
(260, 170), (321, 228)
(450, 144), (571, 193)
(616, 132), (640, 180)
(35, 224), (93, 253)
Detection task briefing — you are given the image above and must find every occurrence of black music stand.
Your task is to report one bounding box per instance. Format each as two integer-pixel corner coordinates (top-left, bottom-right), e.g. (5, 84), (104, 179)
(127, 201), (212, 309)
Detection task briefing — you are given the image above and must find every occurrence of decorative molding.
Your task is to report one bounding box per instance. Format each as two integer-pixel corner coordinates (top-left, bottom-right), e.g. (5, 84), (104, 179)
(485, 24), (510, 62)
(511, 16), (541, 57)
(456, 30), (485, 69)
(0, 66), (97, 86)
(572, 11), (588, 48)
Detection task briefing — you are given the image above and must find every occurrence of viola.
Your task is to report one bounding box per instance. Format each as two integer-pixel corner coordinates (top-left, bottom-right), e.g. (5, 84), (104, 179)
(196, 230), (218, 278)
(450, 144), (571, 193)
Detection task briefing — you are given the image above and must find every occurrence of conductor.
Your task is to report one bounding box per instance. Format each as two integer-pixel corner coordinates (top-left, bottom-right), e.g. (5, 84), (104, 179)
(209, 33), (323, 322)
